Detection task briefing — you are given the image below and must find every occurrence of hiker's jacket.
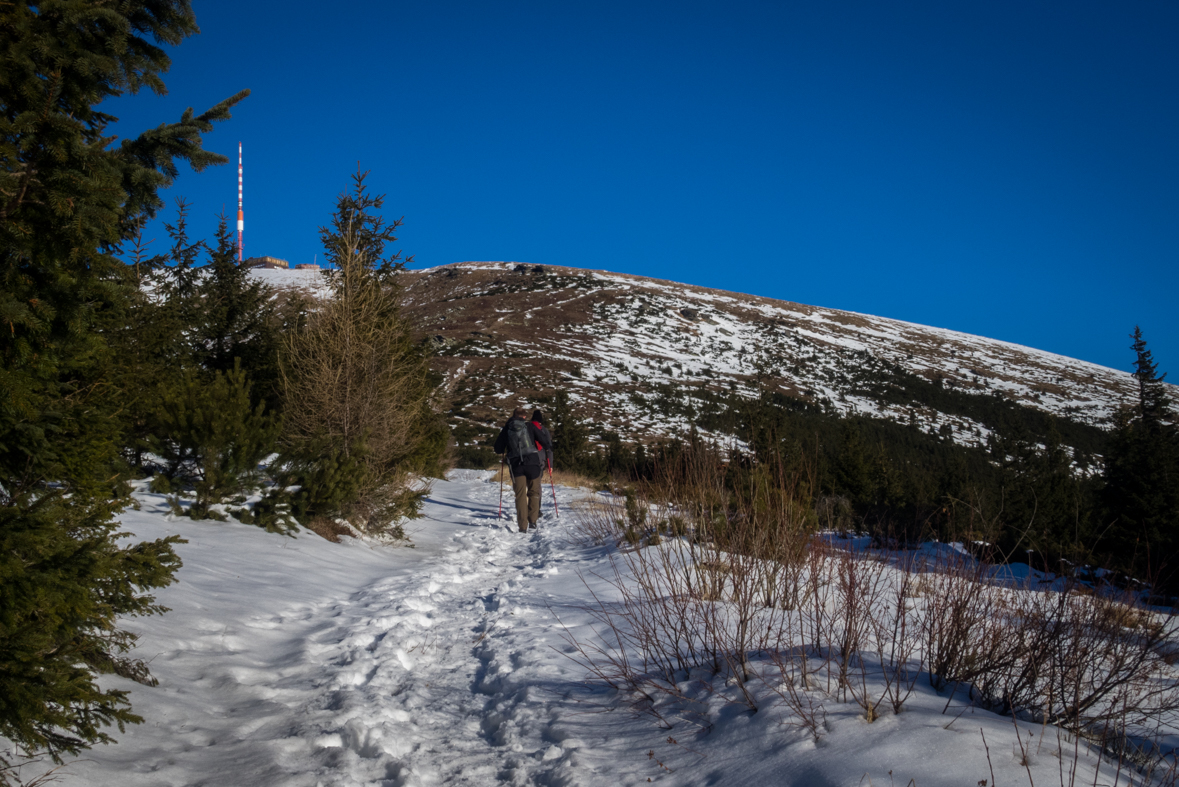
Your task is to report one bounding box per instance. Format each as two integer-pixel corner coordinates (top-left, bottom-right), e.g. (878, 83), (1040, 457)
(494, 417), (552, 480)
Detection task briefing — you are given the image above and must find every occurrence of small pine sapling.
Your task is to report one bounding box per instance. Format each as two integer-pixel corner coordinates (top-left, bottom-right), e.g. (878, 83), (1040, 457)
(150, 361), (280, 508)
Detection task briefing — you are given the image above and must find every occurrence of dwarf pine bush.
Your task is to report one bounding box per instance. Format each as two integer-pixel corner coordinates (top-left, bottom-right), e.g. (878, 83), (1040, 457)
(150, 361), (280, 508)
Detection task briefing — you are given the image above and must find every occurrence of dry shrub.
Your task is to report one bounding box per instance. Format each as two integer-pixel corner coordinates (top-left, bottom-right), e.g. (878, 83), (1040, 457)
(547, 469), (599, 490)
(304, 516), (355, 543)
(486, 462), (595, 491)
(921, 555), (1014, 696)
(562, 441), (1179, 779)
(563, 445), (820, 729)
(0, 753), (67, 787)
(918, 552), (1179, 751)
(570, 495), (627, 546)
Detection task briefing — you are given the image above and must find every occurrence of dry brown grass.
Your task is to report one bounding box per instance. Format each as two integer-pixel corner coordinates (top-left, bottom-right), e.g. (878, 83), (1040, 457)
(304, 516), (354, 543)
(394, 262), (1135, 451)
(548, 468), (600, 490)
(482, 462), (599, 492)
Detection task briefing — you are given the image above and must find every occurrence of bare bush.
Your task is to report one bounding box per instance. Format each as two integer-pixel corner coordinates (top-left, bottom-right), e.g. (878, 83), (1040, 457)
(563, 449), (827, 730)
(922, 553), (1019, 696)
(919, 551), (1179, 754)
(562, 444), (1179, 780)
(875, 558), (925, 715)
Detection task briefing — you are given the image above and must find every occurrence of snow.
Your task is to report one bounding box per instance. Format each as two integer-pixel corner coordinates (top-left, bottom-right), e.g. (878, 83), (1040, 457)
(418, 262), (1164, 445)
(43, 472), (1171, 786)
(249, 266), (332, 299)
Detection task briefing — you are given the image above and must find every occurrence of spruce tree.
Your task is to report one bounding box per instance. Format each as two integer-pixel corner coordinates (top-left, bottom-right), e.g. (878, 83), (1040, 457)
(546, 390), (590, 471)
(1130, 326), (1173, 428)
(832, 420), (873, 507)
(192, 214), (280, 408)
(150, 360), (280, 511)
(1101, 327), (1179, 590)
(0, 1), (246, 772)
(279, 170), (440, 533)
(113, 203), (284, 474)
(997, 421), (1094, 566)
(105, 204), (191, 471)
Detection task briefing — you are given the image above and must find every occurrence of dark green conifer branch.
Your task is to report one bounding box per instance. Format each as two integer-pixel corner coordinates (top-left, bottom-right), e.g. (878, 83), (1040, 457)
(0, 0), (248, 775)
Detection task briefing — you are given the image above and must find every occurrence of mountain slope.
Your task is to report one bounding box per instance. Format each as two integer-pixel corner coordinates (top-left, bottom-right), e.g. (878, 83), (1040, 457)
(253, 261), (1153, 458)
(383, 262), (1143, 453)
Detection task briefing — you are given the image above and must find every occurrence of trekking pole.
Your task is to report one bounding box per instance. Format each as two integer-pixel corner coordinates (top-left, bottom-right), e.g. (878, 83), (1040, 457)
(547, 457), (559, 518)
(497, 453), (506, 520)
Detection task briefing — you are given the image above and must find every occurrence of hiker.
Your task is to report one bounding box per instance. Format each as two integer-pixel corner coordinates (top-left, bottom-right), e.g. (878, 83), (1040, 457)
(530, 409), (554, 474)
(494, 407), (552, 532)
(531, 408), (561, 521)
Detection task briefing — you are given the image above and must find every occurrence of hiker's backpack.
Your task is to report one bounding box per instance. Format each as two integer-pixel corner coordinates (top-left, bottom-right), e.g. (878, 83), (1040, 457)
(506, 420), (538, 461)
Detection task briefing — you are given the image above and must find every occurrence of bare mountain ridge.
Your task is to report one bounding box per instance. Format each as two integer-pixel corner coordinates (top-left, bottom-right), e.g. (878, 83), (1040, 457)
(258, 261), (1148, 454)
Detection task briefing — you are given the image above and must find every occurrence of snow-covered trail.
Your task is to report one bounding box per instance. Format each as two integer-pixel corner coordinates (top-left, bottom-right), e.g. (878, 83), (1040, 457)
(63, 472), (646, 787)
(55, 472), (1152, 787)
(291, 471), (602, 786)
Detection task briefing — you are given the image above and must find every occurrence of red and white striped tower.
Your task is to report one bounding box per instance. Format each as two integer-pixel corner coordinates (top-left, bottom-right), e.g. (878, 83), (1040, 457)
(236, 142), (244, 263)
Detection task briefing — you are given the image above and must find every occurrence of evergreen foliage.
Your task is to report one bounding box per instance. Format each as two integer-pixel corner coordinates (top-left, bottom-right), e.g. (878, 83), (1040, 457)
(1101, 327), (1179, 588)
(0, 498), (183, 771)
(4, 3), (1178, 775)
(845, 356), (1105, 457)
(112, 204), (285, 479)
(149, 361), (280, 511)
(191, 214), (280, 409)
(550, 326), (1175, 586)
(1130, 326), (1173, 426)
(0, 0), (245, 772)
(540, 390), (592, 471)
(278, 170), (442, 533)
(106, 202), (195, 471)
(994, 421), (1097, 564)
(451, 420), (498, 469)
(401, 404), (451, 479)
(285, 441), (369, 522)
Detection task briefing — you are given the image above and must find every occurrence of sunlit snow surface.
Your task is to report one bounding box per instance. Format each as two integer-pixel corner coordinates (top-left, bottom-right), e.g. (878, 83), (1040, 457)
(249, 266), (333, 299)
(50, 473), (1149, 787)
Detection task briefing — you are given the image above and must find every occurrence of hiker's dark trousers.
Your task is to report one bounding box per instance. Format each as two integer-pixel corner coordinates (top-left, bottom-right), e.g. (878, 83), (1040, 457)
(512, 474), (543, 532)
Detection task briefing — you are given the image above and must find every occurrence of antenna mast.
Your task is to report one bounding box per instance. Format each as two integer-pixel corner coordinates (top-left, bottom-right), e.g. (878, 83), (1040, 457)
(237, 142), (244, 263)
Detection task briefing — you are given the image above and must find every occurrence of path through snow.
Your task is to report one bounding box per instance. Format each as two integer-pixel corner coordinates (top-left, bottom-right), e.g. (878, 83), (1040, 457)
(53, 471), (1145, 787)
(291, 470), (610, 786)
(61, 471), (649, 787)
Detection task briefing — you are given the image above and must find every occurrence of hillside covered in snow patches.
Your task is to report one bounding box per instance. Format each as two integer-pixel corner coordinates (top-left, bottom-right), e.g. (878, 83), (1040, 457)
(251, 261), (1160, 458)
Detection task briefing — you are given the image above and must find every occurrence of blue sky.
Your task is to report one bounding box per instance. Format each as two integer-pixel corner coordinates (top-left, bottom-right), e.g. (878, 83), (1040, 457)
(108, 1), (1178, 374)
